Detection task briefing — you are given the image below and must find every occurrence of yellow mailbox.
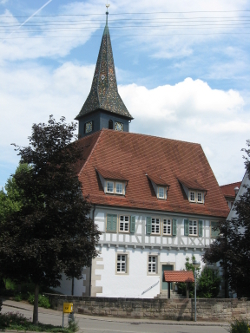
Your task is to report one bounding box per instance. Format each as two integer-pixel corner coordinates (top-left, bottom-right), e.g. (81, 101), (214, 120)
(63, 303), (73, 313)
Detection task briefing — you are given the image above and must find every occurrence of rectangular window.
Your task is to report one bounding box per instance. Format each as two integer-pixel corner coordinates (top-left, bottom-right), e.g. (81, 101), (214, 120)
(190, 191), (195, 201)
(148, 256), (157, 273)
(163, 219), (171, 235)
(158, 187), (164, 199)
(117, 254), (127, 273)
(189, 220), (197, 235)
(116, 182), (123, 194)
(151, 218), (160, 234)
(107, 181), (114, 193)
(197, 192), (202, 202)
(119, 215), (129, 232)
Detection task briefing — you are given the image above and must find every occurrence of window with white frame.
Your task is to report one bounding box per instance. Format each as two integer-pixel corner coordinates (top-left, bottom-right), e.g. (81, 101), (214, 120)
(163, 219), (172, 235)
(117, 254), (127, 273)
(151, 218), (160, 234)
(106, 180), (125, 195)
(148, 255), (157, 273)
(188, 190), (204, 203)
(116, 182), (123, 194)
(190, 191), (195, 201)
(189, 220), (197, 236)
(158, 187), (164, 199)
(107, 181), (114, 193)
(119, 215), (129, 232)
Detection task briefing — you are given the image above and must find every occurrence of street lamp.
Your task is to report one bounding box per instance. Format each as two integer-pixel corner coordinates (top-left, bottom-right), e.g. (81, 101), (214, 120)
(193, 260), (200, 322)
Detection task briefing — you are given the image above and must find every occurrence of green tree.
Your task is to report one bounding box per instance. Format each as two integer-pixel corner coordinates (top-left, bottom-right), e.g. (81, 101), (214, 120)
(204, 140), (250, 297)
(198, 267), (221, 298)
(0, 163), (30, 222)
(0, 116), (100, 324)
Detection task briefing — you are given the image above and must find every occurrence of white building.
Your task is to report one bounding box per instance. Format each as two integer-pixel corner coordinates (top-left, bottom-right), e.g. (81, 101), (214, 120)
(56, 13), (229, 298)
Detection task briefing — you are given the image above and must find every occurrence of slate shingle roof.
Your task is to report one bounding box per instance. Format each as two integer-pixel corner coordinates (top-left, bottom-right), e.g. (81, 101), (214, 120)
(77, 129), (229, 218)
(164, 271), (194, 283)
(75, 25), (133, 120)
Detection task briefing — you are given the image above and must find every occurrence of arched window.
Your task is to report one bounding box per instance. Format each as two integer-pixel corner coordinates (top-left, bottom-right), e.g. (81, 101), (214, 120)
(109, 120), (113, 129)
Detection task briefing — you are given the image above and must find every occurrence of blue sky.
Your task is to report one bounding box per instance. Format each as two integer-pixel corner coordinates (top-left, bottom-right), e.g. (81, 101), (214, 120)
(0, 0), (250, 189)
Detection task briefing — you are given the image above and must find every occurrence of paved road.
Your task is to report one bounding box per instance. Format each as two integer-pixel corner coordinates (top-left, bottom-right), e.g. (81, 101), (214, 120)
(1, 300), (230, 333)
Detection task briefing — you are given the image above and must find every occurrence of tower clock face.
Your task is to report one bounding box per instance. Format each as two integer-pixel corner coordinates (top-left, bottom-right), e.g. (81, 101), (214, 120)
(85, 121), (93, 133)
(114, 121), (123, 131)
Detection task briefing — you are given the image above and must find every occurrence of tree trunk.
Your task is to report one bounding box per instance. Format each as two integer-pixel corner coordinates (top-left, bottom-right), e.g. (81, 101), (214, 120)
(71, 277), (74, 296)
(33, 284), (39, 325)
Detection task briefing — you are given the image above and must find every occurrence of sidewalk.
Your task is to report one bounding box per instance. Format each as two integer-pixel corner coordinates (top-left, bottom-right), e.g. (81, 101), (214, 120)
(1, 298), (230, 327)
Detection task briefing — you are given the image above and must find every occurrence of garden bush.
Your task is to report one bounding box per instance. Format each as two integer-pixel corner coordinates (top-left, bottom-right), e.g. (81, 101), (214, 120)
(230, 319), (250, 333)
(28, 293), (50, 309)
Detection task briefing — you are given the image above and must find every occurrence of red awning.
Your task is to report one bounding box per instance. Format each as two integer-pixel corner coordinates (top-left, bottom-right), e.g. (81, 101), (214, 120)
(164, 271), (194, 283)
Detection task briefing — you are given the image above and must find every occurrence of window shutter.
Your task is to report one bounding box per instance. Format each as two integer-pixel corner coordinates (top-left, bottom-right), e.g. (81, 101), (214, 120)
(130, 216), (136, 233)
(211, 221), (219, 237)
(184, 219), (189, 236)
(146, 217), (152, 234)
(198, 220), (203, 237)
(107, 214), (117, 232)
(172, 219), (177, 236)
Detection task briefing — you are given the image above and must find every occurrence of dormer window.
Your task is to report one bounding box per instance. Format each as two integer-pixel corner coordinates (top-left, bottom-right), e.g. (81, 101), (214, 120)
(157, 186), (167, 199)
(107, 181), (114, 193)
(146, 174), (169, 200)
(178, 178), (207, 204)
(106, 180), (125, 195)
(96, 169), (127, 196)
(188, 190), (204, 203)
(116, 182), (123, 194)
(190, 191), (195, 202)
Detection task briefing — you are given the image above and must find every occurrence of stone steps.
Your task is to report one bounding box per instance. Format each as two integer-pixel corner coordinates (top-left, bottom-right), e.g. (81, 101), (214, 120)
(156, 290), (186, 299)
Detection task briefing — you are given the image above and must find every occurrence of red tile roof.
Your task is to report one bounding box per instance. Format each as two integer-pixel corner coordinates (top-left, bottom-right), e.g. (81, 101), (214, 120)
(220, 182), (241, 199)
(147, 174), (169, 186)
(77, 129), (229, 218)
(97, 168), (128, 181)
(178, 178), (207, 191)
(164, 271), (194, 283)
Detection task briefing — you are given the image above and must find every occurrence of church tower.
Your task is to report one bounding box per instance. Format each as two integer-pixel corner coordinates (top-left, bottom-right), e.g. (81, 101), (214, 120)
(75, 7), (133, 137)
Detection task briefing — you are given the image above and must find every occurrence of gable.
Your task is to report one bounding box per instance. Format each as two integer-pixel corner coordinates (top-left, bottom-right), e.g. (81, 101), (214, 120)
(77, 129), (229, 218)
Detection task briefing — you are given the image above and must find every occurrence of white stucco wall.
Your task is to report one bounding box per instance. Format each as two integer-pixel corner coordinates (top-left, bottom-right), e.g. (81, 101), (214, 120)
(94, 246), (204, 298)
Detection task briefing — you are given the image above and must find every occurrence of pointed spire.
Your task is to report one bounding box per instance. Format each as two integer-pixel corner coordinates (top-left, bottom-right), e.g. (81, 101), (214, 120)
(75, 6), (133, 121)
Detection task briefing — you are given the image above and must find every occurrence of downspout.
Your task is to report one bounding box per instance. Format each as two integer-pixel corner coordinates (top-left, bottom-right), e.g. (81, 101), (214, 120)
(89, 204), (96, 297)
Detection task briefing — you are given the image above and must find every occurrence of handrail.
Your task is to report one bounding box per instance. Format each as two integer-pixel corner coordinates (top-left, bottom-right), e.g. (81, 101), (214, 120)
(141, 280), (159, 295)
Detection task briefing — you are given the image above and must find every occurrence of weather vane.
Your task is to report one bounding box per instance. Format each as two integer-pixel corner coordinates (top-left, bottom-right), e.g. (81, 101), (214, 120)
(106, 4), (110, 25)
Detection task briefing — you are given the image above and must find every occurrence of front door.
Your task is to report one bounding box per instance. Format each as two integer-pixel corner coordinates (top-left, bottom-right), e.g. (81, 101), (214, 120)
(162, 264), (173, 291)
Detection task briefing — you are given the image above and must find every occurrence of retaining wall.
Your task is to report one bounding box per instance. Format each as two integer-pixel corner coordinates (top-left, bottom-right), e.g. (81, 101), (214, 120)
(46, 294), (250, 322)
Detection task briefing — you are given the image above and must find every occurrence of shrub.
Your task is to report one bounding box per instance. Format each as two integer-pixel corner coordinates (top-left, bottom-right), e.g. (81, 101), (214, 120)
(230, 319), (249, 333)
(198, 267), (221, 298)
(14, 293), (23, 302)
(28, 293), (50, 309)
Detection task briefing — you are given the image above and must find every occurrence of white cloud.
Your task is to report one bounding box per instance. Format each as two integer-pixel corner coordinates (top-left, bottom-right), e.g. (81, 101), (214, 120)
(120, 78), (244, 122)
(0, 60), (248, 187)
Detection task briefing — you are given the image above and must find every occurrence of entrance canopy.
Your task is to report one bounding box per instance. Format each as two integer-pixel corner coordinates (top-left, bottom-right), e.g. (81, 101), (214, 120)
(164, 271), (194, 283)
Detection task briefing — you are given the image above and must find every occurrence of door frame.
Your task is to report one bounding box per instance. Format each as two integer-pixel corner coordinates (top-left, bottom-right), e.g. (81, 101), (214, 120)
(160, 262), (175, 292)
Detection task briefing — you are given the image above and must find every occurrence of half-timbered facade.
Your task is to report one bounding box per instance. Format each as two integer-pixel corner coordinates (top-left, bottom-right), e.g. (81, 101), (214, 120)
(55, 11), (229, 298)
